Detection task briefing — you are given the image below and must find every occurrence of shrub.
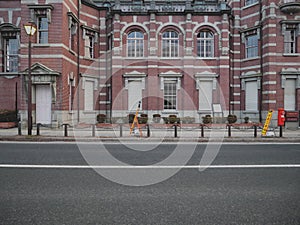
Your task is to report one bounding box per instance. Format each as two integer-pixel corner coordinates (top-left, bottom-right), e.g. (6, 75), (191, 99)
(202, 115), (212, 124)
(152, 114), (161, 123)
(227, 114), (237, 124)
(0, 110), (18, 122)
(96, 114), (106, 123)
(181, 116), (195, 124)
(168, 115), (180, 124)
(138, 114), (148, 124)
(128, 114), (135, 124)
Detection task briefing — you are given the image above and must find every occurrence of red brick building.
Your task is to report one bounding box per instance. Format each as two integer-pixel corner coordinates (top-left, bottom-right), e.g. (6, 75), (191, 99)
(0, 0), (299, 127)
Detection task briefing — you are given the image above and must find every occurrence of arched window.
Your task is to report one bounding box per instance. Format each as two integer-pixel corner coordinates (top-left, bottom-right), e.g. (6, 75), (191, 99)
(127, 31), (144, 57)
(197, 31), (214, 58)
(162, 31), (179, 58)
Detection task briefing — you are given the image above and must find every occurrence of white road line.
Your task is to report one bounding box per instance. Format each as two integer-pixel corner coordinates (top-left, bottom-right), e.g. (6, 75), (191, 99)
(0, 164), (299, 169)
(1, 141), (300, 145)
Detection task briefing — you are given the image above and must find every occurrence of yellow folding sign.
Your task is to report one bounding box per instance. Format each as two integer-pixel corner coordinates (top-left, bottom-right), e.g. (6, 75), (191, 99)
(261, 110), (273, 136)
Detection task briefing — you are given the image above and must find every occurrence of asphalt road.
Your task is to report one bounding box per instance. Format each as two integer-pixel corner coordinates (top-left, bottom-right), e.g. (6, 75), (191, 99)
(0, 142), (299, 225)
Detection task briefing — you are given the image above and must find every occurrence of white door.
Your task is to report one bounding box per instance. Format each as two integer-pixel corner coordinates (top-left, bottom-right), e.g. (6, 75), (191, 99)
(284, 79), (296, 111)
(36, 85), (52, 124)
(128, 80), (142, 111)
(198, 81), (213, 111)
(245, 81), (258, 111)
(84, 80), (94, 111)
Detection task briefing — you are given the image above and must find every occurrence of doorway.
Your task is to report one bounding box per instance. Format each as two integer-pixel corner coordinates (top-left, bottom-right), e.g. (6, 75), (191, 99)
(36, 84), (52, 124)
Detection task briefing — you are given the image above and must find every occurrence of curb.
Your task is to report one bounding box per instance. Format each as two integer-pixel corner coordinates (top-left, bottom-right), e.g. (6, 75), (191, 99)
(1, 135), (300, 143)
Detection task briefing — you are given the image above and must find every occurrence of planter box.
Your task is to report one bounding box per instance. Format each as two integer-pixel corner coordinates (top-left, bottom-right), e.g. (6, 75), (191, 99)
(0, 122), (17, 129)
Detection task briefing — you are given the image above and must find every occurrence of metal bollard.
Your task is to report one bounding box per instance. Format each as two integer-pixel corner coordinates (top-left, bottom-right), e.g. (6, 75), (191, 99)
(92, 124), (95, 137)
(119, 124), (123, 137)
(254, 125), (257, 138)
(37, 123), (41, 136)
(63, 124), (68, 137)
(279, 125), (283, 137)
(228, 125), (231, 137)
(147, 124), (150, 137)
(174, 124), (178, 138)
(18, 122), (22, 135)
(201, 125), (204, 138)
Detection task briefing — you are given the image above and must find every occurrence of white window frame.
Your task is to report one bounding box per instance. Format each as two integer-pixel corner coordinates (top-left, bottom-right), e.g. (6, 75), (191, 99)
(245, 0), (258, 6)
(159, 72), (182, 112)
(245, 34), (258, 58)
(4, 38), (19, 72)
(37, 16), (48, 44)
(163, 80), (177, 110)
(197, 31), (214, 58)
(162, 31), (179, 58)
(28, 5), (53, 45)
(284, 29), (297, 54)
(84, 35), (94, 58)
(67, 13), (78, 51)
(127, 31), (144, 57)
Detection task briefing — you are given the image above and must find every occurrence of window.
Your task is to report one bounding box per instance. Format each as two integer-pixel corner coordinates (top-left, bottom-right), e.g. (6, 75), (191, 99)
(69, 23), (77, 51)
(0, 23), (20, 73)
(197, 31), (214, 58)
(162, 31), (179, 58)
(28, 5), (53, 44)
(245, 0), (258, 6)
(127, 31), (144, 57)
(4, 38), (18, 72)
(246, 34), (258, 58)
(164, 80), (177, 110)
(84, 36), (94, 58)
(284, 29), (297, 54)
(38, 16), (48, 44)
(82, 26), (97, 58)
(67, 12), (78, 52)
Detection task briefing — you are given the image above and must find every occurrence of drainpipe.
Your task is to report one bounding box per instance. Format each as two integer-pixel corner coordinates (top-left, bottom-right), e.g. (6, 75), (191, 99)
(77, 0), (80, 123)
(259, 0), (263, 123)
(229, 14), (234, 115)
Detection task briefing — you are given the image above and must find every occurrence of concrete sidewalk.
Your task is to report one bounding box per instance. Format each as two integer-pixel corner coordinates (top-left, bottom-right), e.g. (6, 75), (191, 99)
(0, 124), (299, 142)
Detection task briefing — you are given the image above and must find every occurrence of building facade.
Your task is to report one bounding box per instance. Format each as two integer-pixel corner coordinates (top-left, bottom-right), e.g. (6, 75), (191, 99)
(0, 0), (299, 127)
